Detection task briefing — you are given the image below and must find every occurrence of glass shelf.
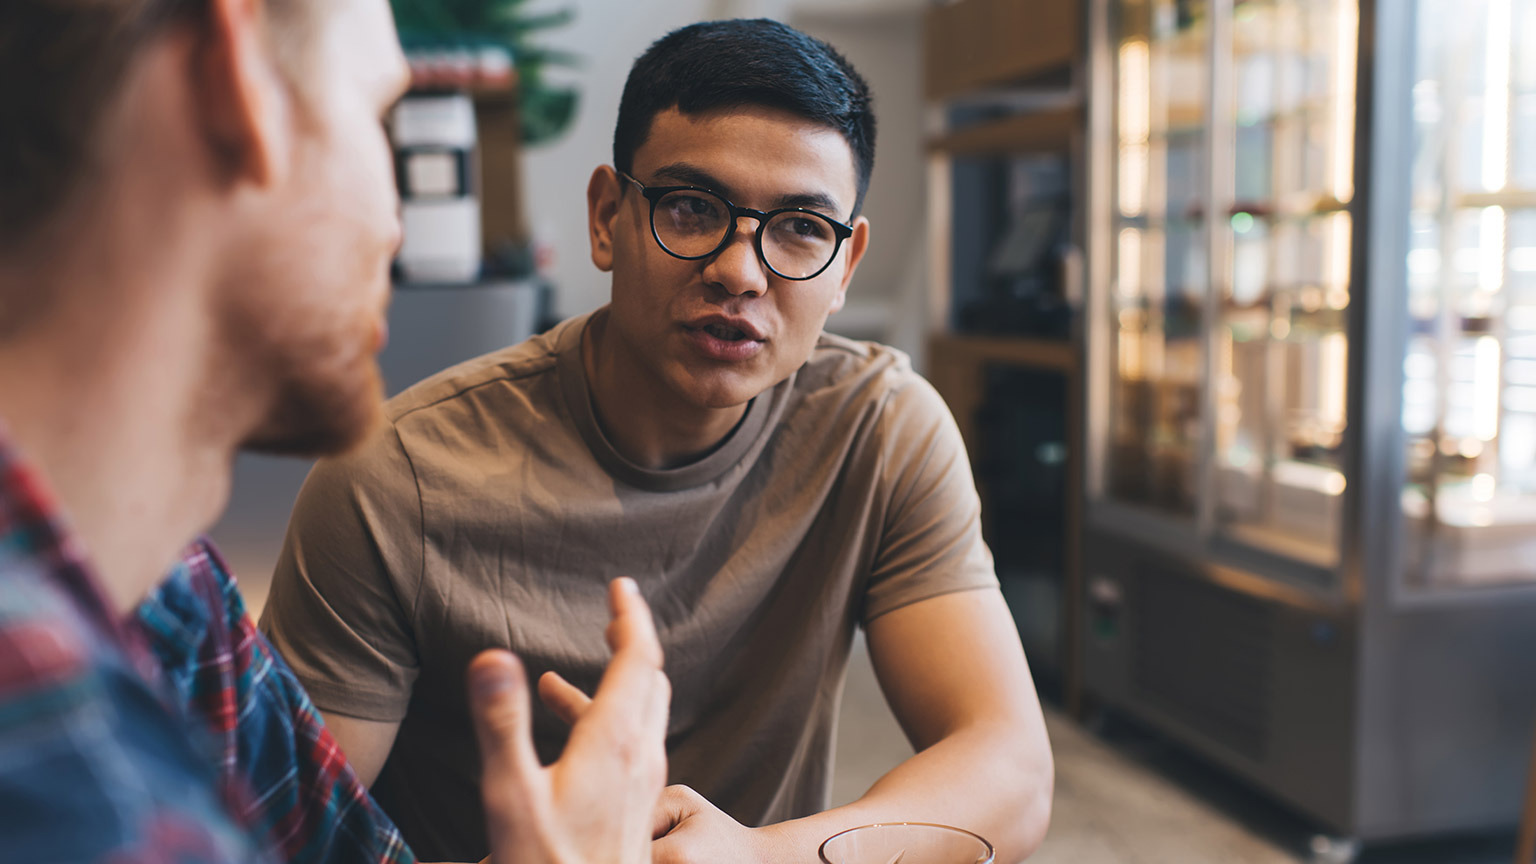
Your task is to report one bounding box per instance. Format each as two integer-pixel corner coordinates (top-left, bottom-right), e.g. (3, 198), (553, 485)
(1106, 0), (1210, 516)
(1213, 0), (1357, 567)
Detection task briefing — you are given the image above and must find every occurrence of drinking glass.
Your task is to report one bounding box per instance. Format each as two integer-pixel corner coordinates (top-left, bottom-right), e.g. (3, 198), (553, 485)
(818, 823), (995, 864)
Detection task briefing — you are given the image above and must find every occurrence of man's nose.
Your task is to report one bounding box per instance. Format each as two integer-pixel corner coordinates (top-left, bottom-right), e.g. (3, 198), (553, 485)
(700, 217), (769, 297)
(387, 198), (404, 256)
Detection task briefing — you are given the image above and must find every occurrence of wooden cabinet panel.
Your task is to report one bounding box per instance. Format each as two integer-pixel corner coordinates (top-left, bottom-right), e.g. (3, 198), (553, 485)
(923, 0), (1081, 100)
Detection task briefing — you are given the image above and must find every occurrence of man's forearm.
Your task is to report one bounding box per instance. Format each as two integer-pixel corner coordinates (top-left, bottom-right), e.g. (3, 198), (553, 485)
(764, 721), (1053, 864)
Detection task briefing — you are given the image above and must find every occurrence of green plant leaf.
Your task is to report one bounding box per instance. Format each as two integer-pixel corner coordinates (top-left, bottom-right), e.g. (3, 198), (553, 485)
(392, 0), (459, 33)
(514, 46), (583, 68)
(497, 8), (577, 32)
(520, 86), (579, 146)
(388, 0), (581, 142)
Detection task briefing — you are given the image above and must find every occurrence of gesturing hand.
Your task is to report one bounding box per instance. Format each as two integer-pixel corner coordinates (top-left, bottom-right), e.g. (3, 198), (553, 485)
(469, 578), (671, 864)
(540, 656), (791, 864)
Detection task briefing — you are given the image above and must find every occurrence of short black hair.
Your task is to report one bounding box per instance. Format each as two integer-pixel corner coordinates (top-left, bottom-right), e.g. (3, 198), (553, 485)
(613, 18), (876, 216)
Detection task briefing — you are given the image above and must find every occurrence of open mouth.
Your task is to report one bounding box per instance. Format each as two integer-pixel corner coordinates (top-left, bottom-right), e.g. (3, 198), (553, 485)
(703, 323), (751, 342)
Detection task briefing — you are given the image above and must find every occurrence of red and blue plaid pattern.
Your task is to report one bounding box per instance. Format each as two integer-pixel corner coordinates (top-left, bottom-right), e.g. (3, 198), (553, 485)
(0, 425), (261, 863)
(138, 539), (416, 864)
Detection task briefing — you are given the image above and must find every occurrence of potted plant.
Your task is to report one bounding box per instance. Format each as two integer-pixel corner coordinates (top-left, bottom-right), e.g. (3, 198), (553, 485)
(389, 0), (580, 146)
(389, 0), (578, 277)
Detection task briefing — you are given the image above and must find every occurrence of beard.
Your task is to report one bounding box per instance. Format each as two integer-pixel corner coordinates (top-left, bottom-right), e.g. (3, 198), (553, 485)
(208, 279), (388, 459)
(241, 346), (384, 457)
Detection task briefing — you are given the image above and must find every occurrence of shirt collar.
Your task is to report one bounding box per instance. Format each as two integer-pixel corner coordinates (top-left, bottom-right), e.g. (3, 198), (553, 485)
(0, 419), (157, 677)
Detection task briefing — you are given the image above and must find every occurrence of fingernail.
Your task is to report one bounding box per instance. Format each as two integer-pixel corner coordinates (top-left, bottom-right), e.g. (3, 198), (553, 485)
(618, 577), (640, 596)
(469, 660), (517, 701)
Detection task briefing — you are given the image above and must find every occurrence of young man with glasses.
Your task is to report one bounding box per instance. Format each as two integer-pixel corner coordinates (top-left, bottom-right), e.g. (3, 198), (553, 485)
(262, 18), (1054, 864)
(0, 0), (669, 862)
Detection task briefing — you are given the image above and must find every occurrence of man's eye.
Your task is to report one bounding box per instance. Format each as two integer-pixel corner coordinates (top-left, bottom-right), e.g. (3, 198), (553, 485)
(793, 218), (826, 237)
(662, 193), (721, 222)
(777, 216), (830, 242)
(679, 195), (716, 216)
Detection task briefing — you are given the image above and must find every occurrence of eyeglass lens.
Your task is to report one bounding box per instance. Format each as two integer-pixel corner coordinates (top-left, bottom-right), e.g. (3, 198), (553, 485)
(652, 189), (839, 280)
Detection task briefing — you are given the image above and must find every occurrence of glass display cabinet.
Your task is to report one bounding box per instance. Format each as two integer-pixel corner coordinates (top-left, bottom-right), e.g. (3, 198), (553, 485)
(1083, 0), (1536, 853)
(1400, 0), (1536, 589)
(1103, 0), (1207, 517)
(1102, 0), (1357, 574)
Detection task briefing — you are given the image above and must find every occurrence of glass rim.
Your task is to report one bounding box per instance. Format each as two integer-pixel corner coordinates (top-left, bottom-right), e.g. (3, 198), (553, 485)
(817, 822), (996, 864)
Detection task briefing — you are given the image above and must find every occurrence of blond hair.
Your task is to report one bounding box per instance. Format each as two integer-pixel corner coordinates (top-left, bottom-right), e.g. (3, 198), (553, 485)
(0, 0), (313, 253)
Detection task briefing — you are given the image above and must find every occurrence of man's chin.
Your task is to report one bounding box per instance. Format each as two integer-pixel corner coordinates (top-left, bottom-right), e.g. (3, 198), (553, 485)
(242, 413), (382, 459)
(241, 373), (385, 458)
(676, 365), (784, 411)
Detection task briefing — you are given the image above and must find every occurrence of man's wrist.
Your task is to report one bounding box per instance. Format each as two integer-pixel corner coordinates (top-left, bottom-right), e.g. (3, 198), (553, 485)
(755, 807), (880, 864)
(748, 822), (812, 864)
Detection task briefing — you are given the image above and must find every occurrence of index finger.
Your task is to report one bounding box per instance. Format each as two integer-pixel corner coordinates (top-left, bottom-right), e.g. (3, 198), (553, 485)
(582, 578), (665, 721)
(605, 577), (663, 667)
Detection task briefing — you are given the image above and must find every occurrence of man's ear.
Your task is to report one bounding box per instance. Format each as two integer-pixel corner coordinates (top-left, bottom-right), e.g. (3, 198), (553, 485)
(828, 215), (870, 314)
(195, 0), (293, 187)
(587, 166), (624, 273)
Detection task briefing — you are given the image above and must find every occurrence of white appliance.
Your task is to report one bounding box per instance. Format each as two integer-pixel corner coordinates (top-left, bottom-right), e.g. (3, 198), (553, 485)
(392, 94), (481, 283)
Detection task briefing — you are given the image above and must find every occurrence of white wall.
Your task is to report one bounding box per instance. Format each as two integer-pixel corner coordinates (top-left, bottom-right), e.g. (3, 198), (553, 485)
(791, 4), (929, 367)
(516, 0), (715, 317)
(518, 0), (931, 365)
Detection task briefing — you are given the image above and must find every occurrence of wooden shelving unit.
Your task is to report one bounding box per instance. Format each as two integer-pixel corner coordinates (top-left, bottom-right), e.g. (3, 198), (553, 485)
(927, 333), (1078, 467)
(923, 0), (1086, 713)
(927, 107), (1081, 157)
(923, 0), (1080, 101)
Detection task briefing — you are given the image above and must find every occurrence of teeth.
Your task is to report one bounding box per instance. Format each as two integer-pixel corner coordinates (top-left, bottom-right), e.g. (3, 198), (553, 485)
(705, 324), (746, 341)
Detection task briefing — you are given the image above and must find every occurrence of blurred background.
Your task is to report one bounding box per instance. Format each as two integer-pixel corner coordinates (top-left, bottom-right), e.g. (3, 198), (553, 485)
(215, 0), (1536, 861)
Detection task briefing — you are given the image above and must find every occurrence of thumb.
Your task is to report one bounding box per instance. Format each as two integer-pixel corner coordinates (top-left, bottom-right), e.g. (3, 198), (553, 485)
(651, 798), (681, 842)
(469, 650), (544, 834)
(650, 784), (700, 840)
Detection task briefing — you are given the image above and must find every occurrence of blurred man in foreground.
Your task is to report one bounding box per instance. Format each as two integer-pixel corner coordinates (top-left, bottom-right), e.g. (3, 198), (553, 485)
(0, 0), (667, 861)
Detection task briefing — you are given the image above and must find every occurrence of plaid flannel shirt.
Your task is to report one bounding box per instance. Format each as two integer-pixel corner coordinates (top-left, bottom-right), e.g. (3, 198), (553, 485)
(137, 539), (416, 864)
(0, 423), (417, 864)
(0, 427), (261, 863)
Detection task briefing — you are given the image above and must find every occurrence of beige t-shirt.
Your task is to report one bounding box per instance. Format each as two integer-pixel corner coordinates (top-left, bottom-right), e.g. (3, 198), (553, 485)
(259, 309), (997, 862)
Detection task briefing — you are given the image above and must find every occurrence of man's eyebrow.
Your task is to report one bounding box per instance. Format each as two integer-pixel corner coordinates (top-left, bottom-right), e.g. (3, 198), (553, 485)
(774, 190), (845, 218)
(651, 163), (730, 191)
(650, 162), (847, 220)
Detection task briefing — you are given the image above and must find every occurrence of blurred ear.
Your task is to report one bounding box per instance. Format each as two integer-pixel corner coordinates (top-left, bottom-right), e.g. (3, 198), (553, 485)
(587, 166), (623, 273)
(828, 216), (869, 314)
(195, 0), (293, 187)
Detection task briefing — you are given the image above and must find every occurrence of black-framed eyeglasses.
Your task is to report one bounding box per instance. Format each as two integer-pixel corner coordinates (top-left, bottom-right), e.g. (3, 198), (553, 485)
(617, 170), (854, 281)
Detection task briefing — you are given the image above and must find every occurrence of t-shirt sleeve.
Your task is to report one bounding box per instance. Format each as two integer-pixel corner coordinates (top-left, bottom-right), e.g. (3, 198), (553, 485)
(862, 374), (999, 625)
(259, 423), (425, 723)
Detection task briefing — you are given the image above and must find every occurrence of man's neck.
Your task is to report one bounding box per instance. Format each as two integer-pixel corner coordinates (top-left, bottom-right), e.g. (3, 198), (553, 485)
(0, 245), (242, 616)
(582, 310), (749, 470)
